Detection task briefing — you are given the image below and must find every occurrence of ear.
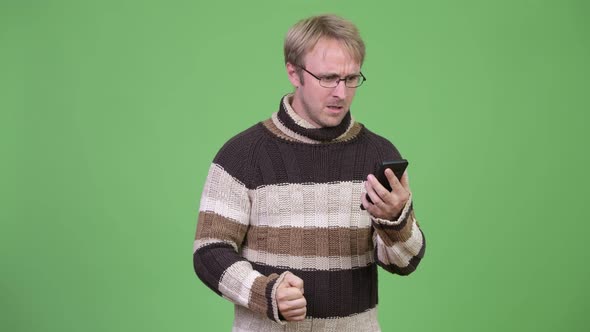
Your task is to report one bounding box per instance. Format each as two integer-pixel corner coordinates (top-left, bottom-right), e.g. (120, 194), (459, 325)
(286, 62), (301, 88)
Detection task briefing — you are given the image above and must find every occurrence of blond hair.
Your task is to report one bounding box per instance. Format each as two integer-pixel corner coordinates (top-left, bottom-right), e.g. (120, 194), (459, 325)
(284, 14), (366, 68)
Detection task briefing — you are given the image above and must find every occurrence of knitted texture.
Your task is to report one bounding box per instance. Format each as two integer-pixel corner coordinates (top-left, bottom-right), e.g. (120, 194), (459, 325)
(193, 95), (426, 331)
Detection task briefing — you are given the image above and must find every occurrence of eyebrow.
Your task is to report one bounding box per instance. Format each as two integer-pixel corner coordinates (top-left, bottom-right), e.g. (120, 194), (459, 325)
(320, 72), (361, 78)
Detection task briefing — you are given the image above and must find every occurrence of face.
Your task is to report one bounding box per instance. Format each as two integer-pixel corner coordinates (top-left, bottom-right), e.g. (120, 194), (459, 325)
(287, 38), (361, 128)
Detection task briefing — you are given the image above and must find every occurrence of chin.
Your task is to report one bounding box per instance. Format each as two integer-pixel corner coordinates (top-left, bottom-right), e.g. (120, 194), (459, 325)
(321, 117), (345, 128)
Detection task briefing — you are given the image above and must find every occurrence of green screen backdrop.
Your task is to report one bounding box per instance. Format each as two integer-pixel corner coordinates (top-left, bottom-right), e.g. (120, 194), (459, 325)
(2, 0), (589, 331)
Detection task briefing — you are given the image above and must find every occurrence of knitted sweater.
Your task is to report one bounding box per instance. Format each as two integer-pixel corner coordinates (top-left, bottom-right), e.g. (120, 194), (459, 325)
(193, 95), (426, 332)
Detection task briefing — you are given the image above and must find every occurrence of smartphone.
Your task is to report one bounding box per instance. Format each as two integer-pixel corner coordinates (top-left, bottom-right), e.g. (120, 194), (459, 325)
(374, 160), (408, 191)
(362, 159), (409, 207)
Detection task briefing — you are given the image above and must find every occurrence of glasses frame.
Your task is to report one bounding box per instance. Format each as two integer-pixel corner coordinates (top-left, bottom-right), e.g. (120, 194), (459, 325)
(297, 66), (367, 88)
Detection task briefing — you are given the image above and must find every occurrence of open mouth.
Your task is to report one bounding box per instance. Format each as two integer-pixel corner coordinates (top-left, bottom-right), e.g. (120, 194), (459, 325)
(327, 105), (344, 111)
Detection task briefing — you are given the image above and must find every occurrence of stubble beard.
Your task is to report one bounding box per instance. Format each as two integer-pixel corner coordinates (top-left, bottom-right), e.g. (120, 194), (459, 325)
(300, 95), (347, 128)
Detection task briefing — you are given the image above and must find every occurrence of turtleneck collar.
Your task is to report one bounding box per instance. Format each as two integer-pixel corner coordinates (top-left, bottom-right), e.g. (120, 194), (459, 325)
(275, 94), (354, 142)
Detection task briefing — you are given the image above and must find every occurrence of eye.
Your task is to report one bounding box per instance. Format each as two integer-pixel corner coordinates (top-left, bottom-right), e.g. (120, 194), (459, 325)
(346, 75), (361, 84)
(321, 75), (340, 83)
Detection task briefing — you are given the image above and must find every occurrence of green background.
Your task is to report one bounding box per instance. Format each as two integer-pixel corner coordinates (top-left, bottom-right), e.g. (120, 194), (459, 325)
(2, 0), (589, 331)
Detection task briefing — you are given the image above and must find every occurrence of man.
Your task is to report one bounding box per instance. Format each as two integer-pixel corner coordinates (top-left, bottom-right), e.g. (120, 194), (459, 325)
(193, 14), (425, 332)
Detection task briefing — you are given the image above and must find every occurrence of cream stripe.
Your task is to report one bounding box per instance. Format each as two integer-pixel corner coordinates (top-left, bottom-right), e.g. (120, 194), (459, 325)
(282, 94), (316, 129)
(241, 247), (375, 271)
(193, 238), (238, 253)
(199, 164), (251, 226)
(219, 261), (262, 308)
(232, 305), (381, 332)
(250, 181), (371, 229)
(271, 112), (319, 144)
(375, 221), (424, 267)
(282, 94), (358, 141)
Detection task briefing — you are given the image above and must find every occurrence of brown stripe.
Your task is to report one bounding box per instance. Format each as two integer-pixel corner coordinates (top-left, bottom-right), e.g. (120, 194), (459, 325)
(243, 225), (373, 257)
(262, 118), (363, 144)
(334, 122), (363, 143)
(373, 210), (417, 246)
(196, 211), (249, 247)
(262, 118), (301, 143)
(248, 274), (274, 314)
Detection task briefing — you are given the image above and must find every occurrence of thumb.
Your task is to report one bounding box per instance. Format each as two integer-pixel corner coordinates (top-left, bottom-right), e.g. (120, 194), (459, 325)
(285, 272), (304, 293)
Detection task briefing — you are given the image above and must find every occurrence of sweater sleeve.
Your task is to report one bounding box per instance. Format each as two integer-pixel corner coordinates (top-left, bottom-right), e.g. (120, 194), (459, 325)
(193, 162), (287, 324)
(370, 194), (426, 275)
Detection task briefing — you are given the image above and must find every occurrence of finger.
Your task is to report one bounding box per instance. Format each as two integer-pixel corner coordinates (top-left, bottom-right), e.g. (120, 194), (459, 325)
(365, 175), (385, 205)
(283, 308), (307, 320)
(285, 312), (307, 322)
(277, 287), (304, 302)
(277, 272), (291, 289)
(281, 298), (307, 311)
(370, 173), (393, 199)
(285, 273), (304, 291)
(363, 190), (386, 218)
(384, 168), (402, 191)
(278, 296), (307, 315)
(292, 314), (306, 321)
(360, 190), (371, 210)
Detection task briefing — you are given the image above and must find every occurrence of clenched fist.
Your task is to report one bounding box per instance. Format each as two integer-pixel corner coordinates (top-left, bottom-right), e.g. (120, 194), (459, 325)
(276, 272), (307, 321)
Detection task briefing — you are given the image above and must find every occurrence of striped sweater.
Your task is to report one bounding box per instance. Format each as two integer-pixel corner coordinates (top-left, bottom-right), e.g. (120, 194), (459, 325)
(193, 95), (426, 332)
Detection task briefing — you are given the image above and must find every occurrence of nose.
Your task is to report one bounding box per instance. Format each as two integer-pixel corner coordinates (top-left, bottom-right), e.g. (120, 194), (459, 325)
(332, 80), (347, 99)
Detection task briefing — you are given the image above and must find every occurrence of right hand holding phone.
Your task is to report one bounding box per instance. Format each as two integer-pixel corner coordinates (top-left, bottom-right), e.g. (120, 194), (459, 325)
(361, 169), (411, 220)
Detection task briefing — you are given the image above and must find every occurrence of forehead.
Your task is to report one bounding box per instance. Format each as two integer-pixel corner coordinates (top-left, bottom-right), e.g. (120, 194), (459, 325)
(304, 38), (360, 73)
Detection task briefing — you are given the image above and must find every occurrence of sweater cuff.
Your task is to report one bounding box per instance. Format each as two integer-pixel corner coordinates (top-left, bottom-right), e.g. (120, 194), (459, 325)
(268, 271), (289, 325)
(371, 194), (413, 226)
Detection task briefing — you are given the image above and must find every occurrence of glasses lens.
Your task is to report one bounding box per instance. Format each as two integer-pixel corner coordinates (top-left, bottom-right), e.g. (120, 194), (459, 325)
(346, 75), (363, 88)
(320, 77), (339, 88)
(317, 74), (365, 88)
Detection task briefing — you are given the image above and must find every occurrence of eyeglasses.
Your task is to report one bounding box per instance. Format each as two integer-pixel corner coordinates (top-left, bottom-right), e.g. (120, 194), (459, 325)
(297, 66), (366, 88)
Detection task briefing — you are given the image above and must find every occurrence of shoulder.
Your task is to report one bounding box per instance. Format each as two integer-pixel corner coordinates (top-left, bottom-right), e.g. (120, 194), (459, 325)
(214, 123), (265, 161)
(359, 125), (403, 160)
(211, 122), (268, 186)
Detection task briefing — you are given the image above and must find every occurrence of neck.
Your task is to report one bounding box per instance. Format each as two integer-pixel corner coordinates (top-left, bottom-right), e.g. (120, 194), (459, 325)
(274, 94), (355, 142)
(289, 93), (320, 128)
